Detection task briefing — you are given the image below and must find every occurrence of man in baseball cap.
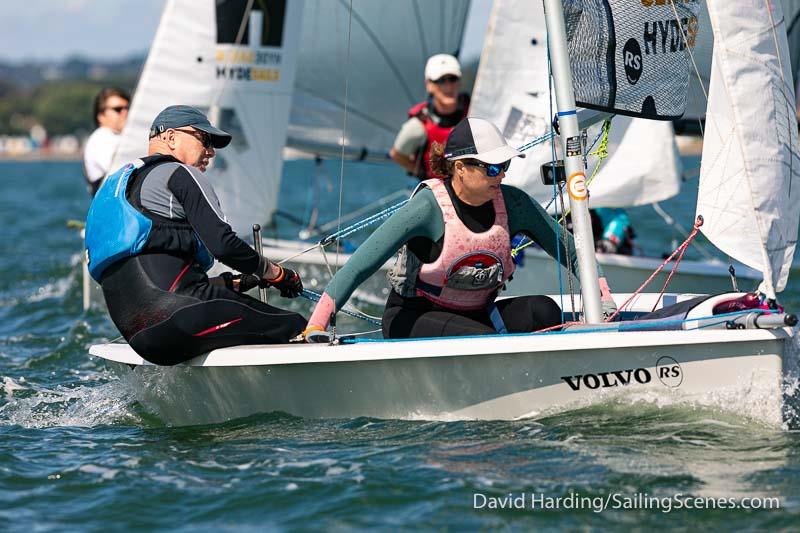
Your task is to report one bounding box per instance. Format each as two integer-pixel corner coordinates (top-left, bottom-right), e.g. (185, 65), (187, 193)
(147, 105), (231, 172)
(86, 103), (306, 365)
(390, 53), (470, 180)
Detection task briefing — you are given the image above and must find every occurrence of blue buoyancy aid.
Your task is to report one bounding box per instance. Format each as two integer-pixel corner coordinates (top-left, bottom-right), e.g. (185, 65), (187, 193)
(85, 160), (214, 281)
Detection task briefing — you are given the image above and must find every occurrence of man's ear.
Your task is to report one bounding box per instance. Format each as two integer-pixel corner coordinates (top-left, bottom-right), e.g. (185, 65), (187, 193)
(164, 129), (177, 148)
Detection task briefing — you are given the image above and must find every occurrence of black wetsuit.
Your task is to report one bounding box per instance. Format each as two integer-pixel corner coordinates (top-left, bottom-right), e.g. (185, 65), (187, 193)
(99, 155), (305, 365)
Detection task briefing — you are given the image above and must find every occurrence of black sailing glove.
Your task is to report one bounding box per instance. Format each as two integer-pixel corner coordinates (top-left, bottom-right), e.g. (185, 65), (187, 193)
(263, 266), (303, 298)
(220, 272), (261, 293)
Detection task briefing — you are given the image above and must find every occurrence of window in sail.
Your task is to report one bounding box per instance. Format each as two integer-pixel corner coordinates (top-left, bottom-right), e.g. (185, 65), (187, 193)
(216, 0), (286, 48)
(218, 108), (248, 151)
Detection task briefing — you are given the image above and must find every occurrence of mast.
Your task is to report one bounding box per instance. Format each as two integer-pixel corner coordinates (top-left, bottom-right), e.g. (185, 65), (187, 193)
(541, 0), (603, 323)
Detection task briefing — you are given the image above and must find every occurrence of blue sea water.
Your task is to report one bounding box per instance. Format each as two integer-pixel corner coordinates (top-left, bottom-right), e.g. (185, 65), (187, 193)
(1, 159), (800, 530)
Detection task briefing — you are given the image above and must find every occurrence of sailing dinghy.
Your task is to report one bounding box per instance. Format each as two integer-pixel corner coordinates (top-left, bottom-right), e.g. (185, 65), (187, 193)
(90, 0), (800, 427)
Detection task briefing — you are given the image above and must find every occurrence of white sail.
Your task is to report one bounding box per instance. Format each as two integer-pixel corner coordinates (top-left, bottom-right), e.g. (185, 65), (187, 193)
(112, 0), (304, 235)
(699, 0), (800, 297)
(287, 0), (471, 160)
(469, 0), (682, 208)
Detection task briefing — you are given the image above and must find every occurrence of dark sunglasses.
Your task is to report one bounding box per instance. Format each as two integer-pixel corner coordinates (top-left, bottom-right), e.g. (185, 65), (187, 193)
(433, 75), (460, 85)
(104, 105), (129, 113)
(174, 128), (213, 149)
(464, 159), (511, 177)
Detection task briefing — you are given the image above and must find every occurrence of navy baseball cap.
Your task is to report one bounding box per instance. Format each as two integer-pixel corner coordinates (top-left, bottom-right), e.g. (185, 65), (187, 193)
(149, 105), (232, 148)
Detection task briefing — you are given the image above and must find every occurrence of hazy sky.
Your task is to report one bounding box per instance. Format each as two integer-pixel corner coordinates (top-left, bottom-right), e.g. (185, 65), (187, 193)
(0, 0), (492, 62)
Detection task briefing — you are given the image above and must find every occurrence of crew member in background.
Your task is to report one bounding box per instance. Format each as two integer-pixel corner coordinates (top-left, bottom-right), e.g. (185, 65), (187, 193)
(83, 87), (130, 196)
(390, 54), (470, 180)
(564, 208), (636, 256)
(593, 208), (635, 255)
(85, 105), (306, 365)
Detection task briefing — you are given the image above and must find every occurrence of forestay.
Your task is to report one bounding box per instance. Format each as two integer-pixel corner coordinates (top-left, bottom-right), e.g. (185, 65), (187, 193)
(287, 0), (471, 161)
(111, 0), (304, 235)
(469, 0), (681, 208)
(698, 0), (800, 298)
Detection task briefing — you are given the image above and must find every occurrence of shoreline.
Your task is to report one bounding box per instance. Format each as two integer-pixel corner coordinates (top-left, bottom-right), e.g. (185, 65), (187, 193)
(0, 152), (82, 162)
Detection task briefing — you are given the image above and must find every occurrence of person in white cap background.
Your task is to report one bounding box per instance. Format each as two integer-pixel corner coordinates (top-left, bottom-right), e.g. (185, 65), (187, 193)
(85, 105), (306, 365)
(301, 117), (617, 342)
(389, 53), (470, 180)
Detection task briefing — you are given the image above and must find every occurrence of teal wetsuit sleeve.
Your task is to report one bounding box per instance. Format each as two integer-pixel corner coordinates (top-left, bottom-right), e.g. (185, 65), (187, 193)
(503, 185), (603, 279)
(322, 188), (443, 310)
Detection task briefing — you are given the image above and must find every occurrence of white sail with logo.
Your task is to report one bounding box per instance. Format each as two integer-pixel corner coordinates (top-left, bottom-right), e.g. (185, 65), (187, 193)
(287, 0), (471, 161)
(469, 0), (683, 208)
(698, 0), (800, 298)
(112, 0), (304, 235)
(114, 0), (471, 232)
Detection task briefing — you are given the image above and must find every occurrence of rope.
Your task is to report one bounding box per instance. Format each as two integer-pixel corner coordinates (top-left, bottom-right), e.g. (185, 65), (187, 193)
(320, 199), (409, 245)
(557, 118), (612, 223)
(301, 288), (382, 326)
(511, 120), (613, 259)
(545, 33), (568, 324)
(344, 308), (776, 343)
(605, 215), (704, 322)
(329, 0), (356, 342)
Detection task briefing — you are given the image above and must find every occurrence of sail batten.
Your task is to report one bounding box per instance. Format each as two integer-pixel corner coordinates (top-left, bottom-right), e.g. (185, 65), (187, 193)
(699, 0), (800, 296)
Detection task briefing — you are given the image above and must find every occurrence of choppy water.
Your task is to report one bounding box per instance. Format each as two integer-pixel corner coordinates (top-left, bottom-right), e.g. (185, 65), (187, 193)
(2, 160), (800, 529)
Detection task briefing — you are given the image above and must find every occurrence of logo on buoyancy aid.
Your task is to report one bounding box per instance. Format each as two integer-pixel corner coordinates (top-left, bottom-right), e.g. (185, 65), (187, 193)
(623, 38), (643, 85)
(560, 360), (683, 391)
(445, 251), (505, 290)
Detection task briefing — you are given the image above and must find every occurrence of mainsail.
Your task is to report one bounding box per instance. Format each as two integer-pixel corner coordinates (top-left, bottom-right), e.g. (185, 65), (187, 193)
(287, 0), (471, 160)
(469, 0), (682, 208)
(698, 0), (800, 297)
(112, 0), (305, 235)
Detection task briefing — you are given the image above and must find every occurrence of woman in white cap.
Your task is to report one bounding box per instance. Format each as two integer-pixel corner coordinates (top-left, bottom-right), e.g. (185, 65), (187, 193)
(303, 117), (612, 341)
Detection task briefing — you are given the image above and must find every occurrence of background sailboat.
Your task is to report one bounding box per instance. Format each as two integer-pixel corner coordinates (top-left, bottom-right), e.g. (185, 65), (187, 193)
(112, 0), (471, 233)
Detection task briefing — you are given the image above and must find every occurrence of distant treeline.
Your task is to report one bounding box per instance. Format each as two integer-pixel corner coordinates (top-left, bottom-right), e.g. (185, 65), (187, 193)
(0, 55), (143, 137)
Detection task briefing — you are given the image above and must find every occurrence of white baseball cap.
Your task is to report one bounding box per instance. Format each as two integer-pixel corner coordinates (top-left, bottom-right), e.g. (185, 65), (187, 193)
(425, 54), (462, 82)
(444, 117), (526, 164)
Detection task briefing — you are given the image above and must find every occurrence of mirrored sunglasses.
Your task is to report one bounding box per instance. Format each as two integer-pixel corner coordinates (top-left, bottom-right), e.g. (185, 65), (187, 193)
(464, 159), (511, 177)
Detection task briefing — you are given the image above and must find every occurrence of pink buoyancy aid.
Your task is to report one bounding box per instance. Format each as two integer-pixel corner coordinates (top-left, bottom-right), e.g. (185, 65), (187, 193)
(415, 179), (515, 311)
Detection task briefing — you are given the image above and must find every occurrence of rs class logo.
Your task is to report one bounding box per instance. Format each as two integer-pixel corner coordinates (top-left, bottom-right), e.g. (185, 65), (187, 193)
(623, 38), (643, 85)
(560, 358), (683, 391)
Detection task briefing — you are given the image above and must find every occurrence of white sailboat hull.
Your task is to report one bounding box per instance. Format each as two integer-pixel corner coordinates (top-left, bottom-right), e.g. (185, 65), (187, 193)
(91, 326), (794, 427)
